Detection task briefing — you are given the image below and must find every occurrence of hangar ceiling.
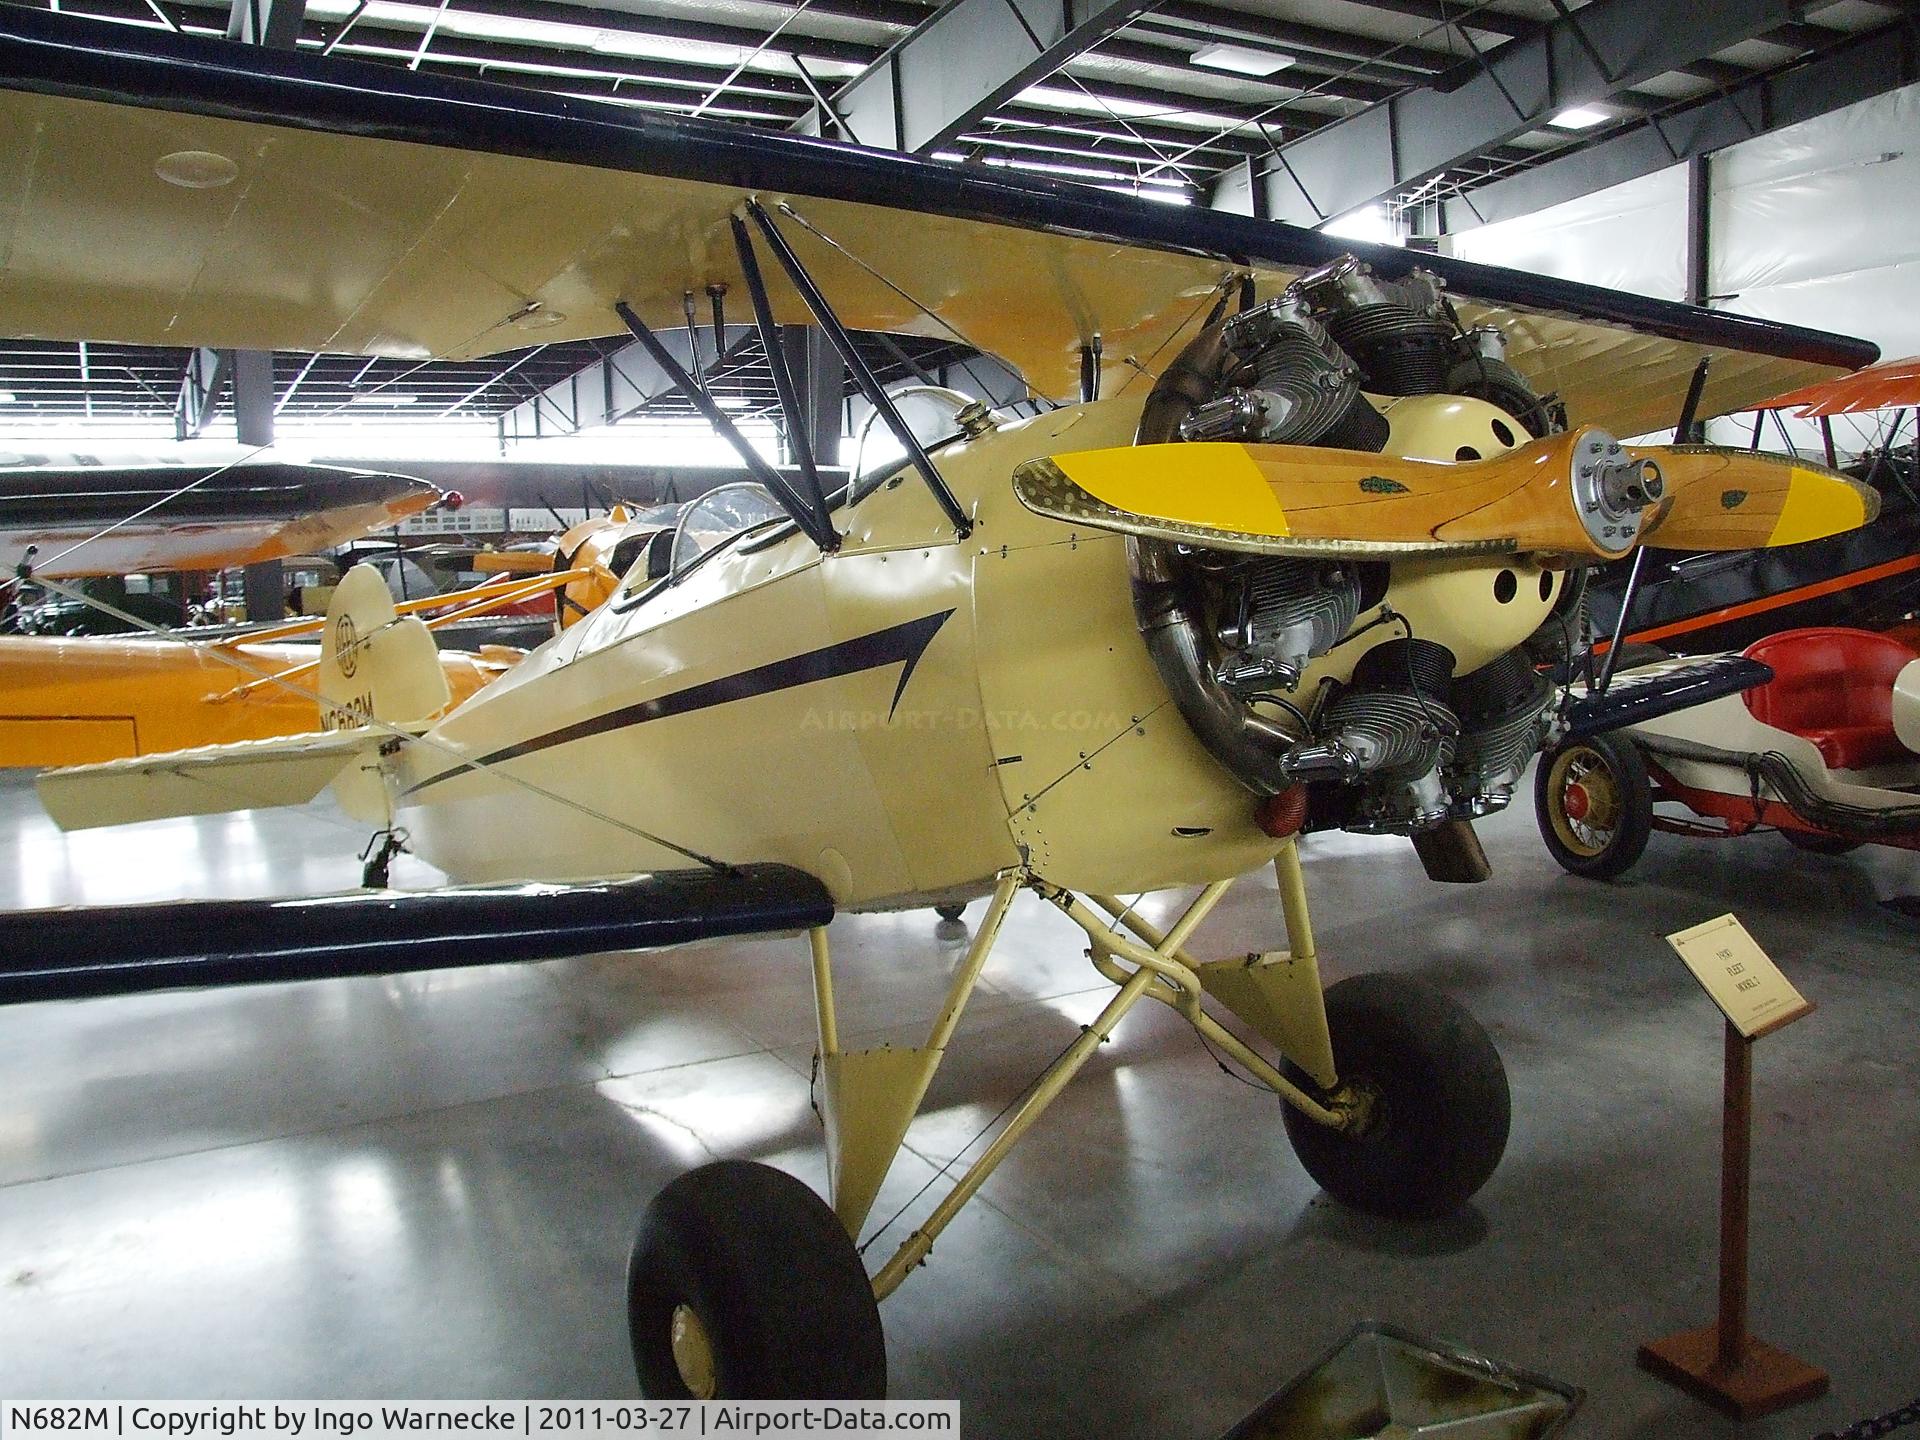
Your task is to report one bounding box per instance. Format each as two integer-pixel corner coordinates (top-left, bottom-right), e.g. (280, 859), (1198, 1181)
(1, 0), (1915, 435)
(0, 333), (973, 435)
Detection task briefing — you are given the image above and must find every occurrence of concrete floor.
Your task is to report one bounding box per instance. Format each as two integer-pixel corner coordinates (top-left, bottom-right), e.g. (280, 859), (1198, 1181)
(0, 765), (1916, 1437)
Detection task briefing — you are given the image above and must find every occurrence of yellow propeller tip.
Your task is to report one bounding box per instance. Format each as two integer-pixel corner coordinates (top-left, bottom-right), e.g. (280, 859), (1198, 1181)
(1766, 469), (1878, 547)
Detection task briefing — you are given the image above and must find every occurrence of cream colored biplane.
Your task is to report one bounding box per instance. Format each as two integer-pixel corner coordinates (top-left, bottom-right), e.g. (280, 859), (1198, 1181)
(0, 5), (1885, 1400)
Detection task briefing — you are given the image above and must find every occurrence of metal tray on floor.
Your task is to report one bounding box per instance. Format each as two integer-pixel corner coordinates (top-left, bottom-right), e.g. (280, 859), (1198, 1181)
(1221, 1321), (1582, 1439)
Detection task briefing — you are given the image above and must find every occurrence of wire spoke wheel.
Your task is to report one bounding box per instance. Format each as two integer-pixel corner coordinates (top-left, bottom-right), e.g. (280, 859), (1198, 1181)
(1535, 733), (1653, 879)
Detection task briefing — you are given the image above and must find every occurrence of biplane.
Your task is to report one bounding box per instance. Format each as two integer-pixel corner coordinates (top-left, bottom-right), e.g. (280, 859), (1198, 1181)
(1584, 355), (1920, 657)
(0, 453), (441, 579)
(0, 453), (561, 767)
(0, 3), (1885, 1401)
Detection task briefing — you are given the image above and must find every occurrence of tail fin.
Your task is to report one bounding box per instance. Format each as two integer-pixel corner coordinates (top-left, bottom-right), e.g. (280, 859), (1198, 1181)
(319, 563), (450, 730)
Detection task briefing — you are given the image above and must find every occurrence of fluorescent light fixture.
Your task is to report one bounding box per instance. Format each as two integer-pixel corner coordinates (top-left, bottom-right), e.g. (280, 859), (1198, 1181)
(1319, 204), (1403, 248)
(716, 395), (752, 410)
(591, 28), (745, 69)
(1018, 85), (1172, 122)
(1549, 105), (1610, 130)
(1101, 186), (1193, 206)
(350, 393), (421, 406)
(0, 391), (16, 404)
(1191, 42), (1295, 78)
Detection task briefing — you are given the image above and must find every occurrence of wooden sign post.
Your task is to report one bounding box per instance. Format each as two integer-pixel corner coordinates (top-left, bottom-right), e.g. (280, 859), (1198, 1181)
(1637, 913), (1828, 1420)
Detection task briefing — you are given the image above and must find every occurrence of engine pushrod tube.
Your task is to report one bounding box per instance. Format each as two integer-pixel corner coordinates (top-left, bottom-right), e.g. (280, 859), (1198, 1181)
(613, 301), (838, 552)
(743, 201), (972, 538)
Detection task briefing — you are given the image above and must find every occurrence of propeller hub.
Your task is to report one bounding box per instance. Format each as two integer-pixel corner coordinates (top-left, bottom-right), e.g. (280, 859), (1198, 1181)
(1571, 430), (1662, 554)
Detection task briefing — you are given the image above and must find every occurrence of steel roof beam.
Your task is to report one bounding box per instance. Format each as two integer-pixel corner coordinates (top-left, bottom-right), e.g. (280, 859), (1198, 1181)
(1032, 73), (1310, 131)
(325, 33), (816, 108)
(988, 104), (1271, 155)
(325, 52), (806, 123)
(958, 127), (1234, 173)
(1439, 18), (1920, 230)
(794, 0), (1163, 151)
(226, 0), (299, 48)
(1093, 33), (1404, 102)
(1213, 0), (1815, 224)
(1142, 2), (1458, 75)
(1335, 0), (1535, 42)
(161, 0), (888, 67)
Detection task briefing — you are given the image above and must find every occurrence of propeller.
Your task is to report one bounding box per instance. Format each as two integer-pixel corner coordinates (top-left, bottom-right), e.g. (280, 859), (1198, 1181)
(1013, 429), (1876, 560)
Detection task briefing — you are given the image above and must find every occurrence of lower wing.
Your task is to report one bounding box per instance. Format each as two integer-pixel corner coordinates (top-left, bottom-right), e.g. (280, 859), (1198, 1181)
(0, 866), (833, 1005)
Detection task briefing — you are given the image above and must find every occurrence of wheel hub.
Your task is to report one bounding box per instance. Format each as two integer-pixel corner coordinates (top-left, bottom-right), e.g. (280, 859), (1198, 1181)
(1332, 1078), (1385, 1137)
(670, 1304), (717, 1399)
(1562, 781), (1590, 822)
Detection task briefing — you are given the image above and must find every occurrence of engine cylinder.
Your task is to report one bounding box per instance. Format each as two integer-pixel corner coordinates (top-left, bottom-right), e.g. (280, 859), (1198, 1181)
(1447, 651), (1553, 816)
(1126, 250), (1562, 829)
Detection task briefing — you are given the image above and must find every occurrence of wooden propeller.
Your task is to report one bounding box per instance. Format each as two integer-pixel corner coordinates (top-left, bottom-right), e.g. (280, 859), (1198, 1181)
(1014, 428), (1876, 561)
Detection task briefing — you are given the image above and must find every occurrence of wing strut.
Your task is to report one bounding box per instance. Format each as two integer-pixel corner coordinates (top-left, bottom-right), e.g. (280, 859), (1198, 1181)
(728, 214), (833, 534)
(742, 201), (973, 540)
(613, 301), (840, 553)
(1594, 354), (1712, 694)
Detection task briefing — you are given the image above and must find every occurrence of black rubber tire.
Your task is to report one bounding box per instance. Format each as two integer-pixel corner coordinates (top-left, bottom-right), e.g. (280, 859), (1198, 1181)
(1283, 974), (1510, 1220)
(934, 903), (966, 923)
(1783, 829), (1864, 856)
(1534, 732), (1654, 880)
(628, 1160), (885, 1399)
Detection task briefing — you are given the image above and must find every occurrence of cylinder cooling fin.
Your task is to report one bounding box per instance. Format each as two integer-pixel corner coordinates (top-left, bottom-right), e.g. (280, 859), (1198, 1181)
(1129, 251), (1571, 837)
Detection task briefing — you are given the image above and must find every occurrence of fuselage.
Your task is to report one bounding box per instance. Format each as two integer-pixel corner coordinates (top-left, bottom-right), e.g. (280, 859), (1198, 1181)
(393, 393), (1559, 907)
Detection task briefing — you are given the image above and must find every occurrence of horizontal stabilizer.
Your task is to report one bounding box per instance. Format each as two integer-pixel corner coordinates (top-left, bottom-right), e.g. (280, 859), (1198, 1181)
(36, 730), (383, 831)
(0, 865), (834, 1005)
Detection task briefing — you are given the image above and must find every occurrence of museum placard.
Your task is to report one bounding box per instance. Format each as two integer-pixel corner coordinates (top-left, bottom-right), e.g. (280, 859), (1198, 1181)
(1666, 914), (1813, 1038)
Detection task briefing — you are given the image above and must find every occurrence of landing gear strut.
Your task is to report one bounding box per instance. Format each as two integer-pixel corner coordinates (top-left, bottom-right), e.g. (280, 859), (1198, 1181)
(628, 846), (1512, 1397)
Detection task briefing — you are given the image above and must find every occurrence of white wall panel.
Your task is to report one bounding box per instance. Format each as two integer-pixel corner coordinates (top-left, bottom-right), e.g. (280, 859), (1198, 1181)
(1441, 163), (1688, 301)
(1713, 82), (1920, 364)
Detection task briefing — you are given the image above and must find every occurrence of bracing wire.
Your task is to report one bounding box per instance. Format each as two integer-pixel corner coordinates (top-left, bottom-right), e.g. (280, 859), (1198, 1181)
(31, 572), (737, 871)
(769, 203), (1063, 411)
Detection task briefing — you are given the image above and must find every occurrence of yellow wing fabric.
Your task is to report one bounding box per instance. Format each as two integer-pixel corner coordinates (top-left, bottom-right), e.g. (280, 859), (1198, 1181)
(1016, 436), (1877, 559)
(0, 88), (1228, 403)
(0, 6), (1876, 427)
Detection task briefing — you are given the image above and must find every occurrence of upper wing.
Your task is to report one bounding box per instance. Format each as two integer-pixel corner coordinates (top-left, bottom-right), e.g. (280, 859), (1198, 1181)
(1753, 355), (1920, 417)
(0, 865), (833, 1004)
(0, 6), (1876, 436)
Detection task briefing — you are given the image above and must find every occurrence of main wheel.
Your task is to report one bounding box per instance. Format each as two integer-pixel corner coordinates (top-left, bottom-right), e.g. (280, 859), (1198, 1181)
(1783, 829), (1862, 856)
(627, 1160), (886, 1399)
(1282, 973), (1510, 1220)
(1534, 733), (1653, 879)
